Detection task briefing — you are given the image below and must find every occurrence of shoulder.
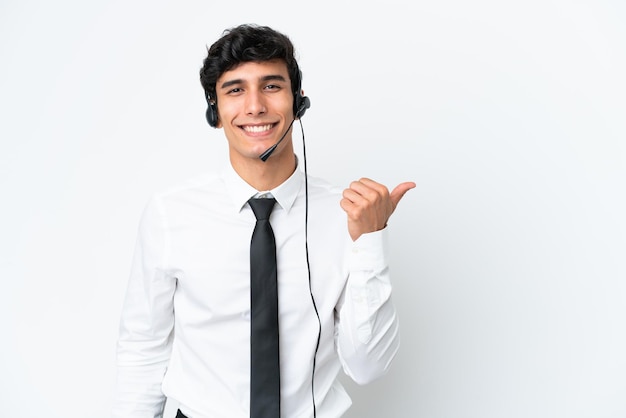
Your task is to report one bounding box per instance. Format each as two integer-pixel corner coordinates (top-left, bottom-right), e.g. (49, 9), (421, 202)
(151, 172), (223, 202)
(141, 171), (226, 220)
(304, 173), (346, 222)
(305, 173), (343, 200)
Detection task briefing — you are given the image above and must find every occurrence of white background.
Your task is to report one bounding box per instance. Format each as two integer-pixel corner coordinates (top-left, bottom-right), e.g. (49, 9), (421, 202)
(1, 1), (625, 417)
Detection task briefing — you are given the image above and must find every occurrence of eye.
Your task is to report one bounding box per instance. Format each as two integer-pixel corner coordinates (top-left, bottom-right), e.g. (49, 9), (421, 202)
(227, 87), (243, 95)
(264, 84), (282, 91)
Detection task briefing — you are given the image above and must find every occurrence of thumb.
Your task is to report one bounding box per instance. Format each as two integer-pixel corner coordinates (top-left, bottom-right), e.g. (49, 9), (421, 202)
(390, 181), (416, 208)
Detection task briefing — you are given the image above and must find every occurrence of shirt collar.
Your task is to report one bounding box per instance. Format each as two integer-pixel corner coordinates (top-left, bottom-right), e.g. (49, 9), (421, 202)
(221, 157), (304, 214)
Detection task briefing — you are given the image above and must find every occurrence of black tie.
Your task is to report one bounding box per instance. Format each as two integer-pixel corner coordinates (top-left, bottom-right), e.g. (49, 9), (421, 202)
(248, 197), (280, 418)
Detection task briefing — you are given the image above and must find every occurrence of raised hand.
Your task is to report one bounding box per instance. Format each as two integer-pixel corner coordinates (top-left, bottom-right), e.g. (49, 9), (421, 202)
(340, 178), (416, 241)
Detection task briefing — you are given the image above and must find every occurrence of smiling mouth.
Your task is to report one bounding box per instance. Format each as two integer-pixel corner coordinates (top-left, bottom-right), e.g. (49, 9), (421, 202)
(241, 124), (275, 133)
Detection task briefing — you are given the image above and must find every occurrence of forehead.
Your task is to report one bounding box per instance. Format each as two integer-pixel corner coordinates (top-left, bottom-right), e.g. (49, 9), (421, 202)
(217, 60), (290, 86)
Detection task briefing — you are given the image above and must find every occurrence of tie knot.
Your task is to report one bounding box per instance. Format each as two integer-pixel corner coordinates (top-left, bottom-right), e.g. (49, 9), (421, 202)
(249, 197), (276, 221)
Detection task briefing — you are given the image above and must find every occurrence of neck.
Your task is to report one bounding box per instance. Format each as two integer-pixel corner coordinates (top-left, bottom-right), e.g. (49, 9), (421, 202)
(231, 151), (297, 191)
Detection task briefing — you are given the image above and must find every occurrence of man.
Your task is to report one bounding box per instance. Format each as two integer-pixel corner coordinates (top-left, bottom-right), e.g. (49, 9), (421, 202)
(114, 24), (415, 418)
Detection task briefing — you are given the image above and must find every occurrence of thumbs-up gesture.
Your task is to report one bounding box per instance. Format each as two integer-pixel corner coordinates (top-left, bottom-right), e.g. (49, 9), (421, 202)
(340, 178), (416, 241)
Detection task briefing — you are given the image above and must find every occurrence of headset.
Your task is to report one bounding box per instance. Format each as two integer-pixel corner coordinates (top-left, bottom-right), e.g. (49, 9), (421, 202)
(204, 70), (310, 128)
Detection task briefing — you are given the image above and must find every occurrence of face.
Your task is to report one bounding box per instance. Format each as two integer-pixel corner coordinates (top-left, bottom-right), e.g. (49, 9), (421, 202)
(215, 60), (295, 165)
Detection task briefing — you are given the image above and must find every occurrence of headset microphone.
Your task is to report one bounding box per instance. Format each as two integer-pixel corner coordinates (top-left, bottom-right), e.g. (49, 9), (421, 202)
(259, 119), (295, 162)
(258, 96), (310, 162)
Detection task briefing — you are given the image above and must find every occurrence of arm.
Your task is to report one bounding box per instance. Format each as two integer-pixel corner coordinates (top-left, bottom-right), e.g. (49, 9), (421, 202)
(113, 197), (176, 418)
(335, 179), (415, 384)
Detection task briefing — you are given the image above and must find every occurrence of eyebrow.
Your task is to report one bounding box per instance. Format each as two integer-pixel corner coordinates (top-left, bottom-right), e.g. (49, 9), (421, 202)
(219, 74), (288, 90)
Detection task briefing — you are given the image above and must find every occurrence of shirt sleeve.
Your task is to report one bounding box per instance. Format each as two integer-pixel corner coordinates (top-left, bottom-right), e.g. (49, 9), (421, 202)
(113, 196), (176, 418)
(335, 227), (400, 385)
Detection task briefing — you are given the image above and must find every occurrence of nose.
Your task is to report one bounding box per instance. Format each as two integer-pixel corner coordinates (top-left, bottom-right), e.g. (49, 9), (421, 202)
(244, 90), (266, 116)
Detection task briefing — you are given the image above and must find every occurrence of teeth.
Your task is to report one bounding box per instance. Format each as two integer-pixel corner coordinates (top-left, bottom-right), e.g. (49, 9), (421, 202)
(243, 124), (272, 133)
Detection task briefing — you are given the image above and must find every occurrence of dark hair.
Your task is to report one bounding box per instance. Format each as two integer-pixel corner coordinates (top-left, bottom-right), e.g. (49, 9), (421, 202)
(199, 24), (302, 110)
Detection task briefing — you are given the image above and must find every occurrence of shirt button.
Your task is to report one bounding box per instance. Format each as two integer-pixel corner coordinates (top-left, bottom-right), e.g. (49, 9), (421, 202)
(242, 310), (251, 321)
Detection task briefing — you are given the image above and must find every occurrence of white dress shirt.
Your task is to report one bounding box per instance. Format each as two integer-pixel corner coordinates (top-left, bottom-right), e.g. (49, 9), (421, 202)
(114, 161), (400, 418)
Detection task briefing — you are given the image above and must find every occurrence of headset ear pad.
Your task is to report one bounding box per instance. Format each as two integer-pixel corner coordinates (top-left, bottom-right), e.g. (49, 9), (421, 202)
(206, 101), (218, 128)
(294, 94), (311, 119)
